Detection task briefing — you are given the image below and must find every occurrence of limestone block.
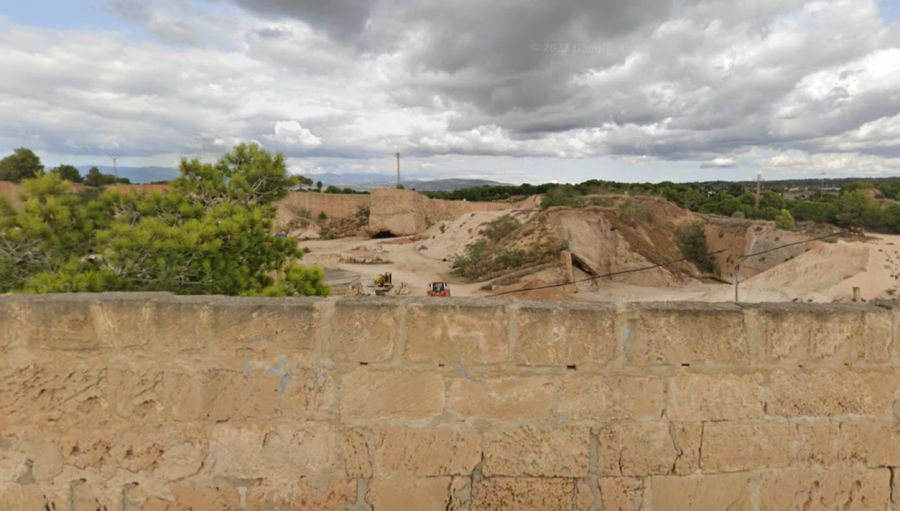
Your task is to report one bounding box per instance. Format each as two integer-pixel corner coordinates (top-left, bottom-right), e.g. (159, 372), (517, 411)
(668, 371), (765, 421)
(89, 293), (167, 349)
(0, 298), (14, 350)
(795, 420), (869, 466)
(152, 296), (214, 352)
(205, 423), (338, 481)
(106, 368), (165, 423)
(15, 295), (100, 351)
(340, 428), (375, 478)
(405, 302), (508, 365)
(768, 370), (895, 418)
(0, 364), (105, 426)
(0, 484), (64, 511)
(447, 376), (554, 420)
(599, 477), (645, 511)
(701, 421), (796, 472)
(375, 424), (482, 476)
(330, 299), (399, 363)
(72, 481), (119, 511)
(746, 304), (892, 364)
(207, 297), (319, 356)
(340, 370), (444, 420)
(448, 476), (472, 511)
(757, 467), (891, 510)
(514, 302), (616, 366)
(246, 479), (357, 511)
(623, 303), (748, 366)
(179, 366), (336, 422)
(558, 375), (664, 420)
(596, 421), (677, 476)
(369, 476), (451, 511)
(471, 477), (575, 511)
(482, 425), (590, 477)
(168, 485), (242, 510)
(649, 473), (751, 510)
(671, 422), (703, 475)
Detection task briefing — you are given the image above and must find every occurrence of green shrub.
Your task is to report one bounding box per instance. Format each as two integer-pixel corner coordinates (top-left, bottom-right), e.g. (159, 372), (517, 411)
(540, 185), (582, 209)
(676, 222), (716, 274)
(774, 208), (795, 230)
(480, 215), (520, 242)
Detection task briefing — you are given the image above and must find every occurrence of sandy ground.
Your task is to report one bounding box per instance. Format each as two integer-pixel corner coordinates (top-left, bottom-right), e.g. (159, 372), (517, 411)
(300, 208), (900, 303)
(568, 234), (900, 303)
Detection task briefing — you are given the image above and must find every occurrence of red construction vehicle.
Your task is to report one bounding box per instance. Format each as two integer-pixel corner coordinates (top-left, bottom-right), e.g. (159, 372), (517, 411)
(427, 281), (451, 297)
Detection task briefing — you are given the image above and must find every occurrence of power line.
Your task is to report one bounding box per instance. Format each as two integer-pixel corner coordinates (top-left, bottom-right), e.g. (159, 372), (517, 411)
(489, 230), (848, 298)
(490, 249), (728, 297)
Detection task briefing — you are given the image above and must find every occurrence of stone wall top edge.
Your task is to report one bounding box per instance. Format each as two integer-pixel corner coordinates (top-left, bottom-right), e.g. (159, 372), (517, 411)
(0, 293), (895, 315)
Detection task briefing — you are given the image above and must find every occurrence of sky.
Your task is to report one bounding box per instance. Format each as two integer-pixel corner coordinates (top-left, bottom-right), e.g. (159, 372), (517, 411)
(0, 0), (898, 184)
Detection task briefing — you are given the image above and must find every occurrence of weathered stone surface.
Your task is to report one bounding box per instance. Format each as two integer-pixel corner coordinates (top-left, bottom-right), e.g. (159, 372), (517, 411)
(757, 467), (891, 510)
(671, 422), (703, 475)
(447, 376), (555, 419)
(340, 428), (375, 478)
(0, 364), (105, 426)
(16, 295), (100, 350)
(152, 296), (214, 352)
(168, 485), (242, 510)
(623, 303), (748, 366)
(340, 370), (444, 420)
(558, 375), (664, 420)
(369, 476), (451, 511)
(330, 299), (399, 363)
(0, 299), (15, 350)
(90, 294), (164, 349)
(207, 297), (319, 356)
(482, 425), (590, 477)
(769, 370), (895, 417)
(375, 424), (482, 476)
(246, 479), (357, 511)
(0, 484), (64, 511)
(205, 423), (338, 481)
(405, 302), (508, 365)
(795, 420), (869, 466)
(599, 477), (645, 511)
(668, 371), (765, 421)
(472, 477), (575, 511)
(596, 421), (677, 476)
(747, 304), (892, 364)
(701, 421), (797, 472)
(514, 302), (616, 366)
(649, 473), (750, 510)
(4, 295), (900, 510)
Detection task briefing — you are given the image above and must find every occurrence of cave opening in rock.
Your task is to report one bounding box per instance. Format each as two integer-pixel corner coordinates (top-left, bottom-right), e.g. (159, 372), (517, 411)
(371, 231), (397, 239)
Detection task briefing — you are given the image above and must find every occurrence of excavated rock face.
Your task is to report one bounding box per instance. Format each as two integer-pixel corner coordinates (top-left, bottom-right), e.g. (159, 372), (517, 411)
(366, 188), (511, 237)
(366, 189), (431, 236)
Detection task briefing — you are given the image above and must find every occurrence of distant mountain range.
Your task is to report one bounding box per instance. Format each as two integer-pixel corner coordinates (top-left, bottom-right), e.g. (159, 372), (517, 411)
(77, 166), (178, 184)
(72, 167), (504, 191)
(306, 173), (507, 191)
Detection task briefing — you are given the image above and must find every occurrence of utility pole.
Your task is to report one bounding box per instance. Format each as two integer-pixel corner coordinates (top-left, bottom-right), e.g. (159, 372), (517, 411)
(395, 153), (401, 189)
(754, 171), (761, 208)
(820, 172), (825, 199)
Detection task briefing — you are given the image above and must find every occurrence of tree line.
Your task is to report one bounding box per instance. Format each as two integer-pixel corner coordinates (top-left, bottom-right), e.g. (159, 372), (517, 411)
(428, 178), (900, 234)
(0, 147), (130, 186)
(0, 144), (328, 296)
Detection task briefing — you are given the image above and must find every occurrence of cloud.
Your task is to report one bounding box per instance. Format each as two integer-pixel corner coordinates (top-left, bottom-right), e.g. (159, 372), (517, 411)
(0, 0), (897, 181)
(270, 120), (322, 148)
(701, 157), (738, 168)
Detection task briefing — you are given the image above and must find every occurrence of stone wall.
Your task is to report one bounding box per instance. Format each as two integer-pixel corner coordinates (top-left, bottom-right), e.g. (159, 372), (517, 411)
(1, 294), (899, 510)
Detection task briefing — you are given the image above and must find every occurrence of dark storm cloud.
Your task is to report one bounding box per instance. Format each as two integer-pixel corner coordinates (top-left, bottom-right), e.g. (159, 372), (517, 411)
(226, 0), (899, 163)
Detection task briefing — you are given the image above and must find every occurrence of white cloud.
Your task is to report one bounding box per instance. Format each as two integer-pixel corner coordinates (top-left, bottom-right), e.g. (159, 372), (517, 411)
(270, 120), (322, 148)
